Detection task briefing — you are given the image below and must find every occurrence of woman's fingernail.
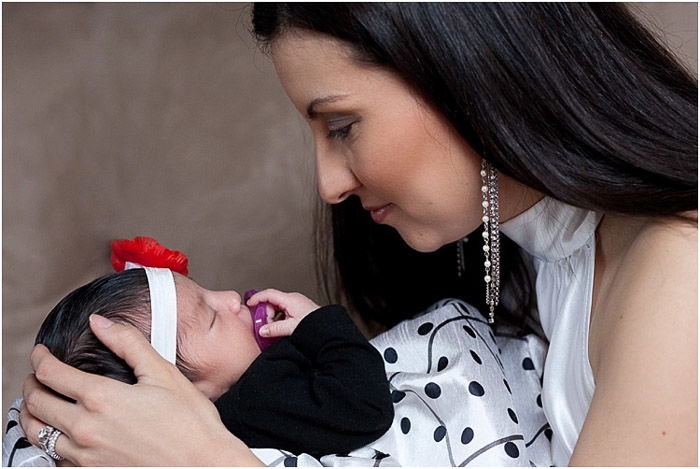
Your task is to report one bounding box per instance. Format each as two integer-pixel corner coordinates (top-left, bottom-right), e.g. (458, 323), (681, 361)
(90, 314), (113, 328)
(259, 326), (269, 337)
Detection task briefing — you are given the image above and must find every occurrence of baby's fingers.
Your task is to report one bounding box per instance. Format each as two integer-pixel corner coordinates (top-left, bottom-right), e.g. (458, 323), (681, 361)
(247, 288), (290, 309)
(259, 318), (299, 338)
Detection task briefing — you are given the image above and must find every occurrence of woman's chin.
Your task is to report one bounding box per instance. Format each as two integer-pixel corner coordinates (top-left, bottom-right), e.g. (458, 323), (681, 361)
(398, 230), (445, 253)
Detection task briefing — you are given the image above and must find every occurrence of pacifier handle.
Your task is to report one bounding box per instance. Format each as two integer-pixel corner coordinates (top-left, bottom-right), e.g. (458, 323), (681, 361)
(244, 289), (281, 351)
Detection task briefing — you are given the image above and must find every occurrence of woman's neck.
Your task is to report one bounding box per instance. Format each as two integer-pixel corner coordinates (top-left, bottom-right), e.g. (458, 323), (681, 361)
(498, 174), (545, 224)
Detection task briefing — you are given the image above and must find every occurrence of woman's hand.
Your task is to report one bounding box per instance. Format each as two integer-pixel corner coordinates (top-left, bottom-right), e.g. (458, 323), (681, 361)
(246, 289), (320, 338)
(20, 315), (264, 466)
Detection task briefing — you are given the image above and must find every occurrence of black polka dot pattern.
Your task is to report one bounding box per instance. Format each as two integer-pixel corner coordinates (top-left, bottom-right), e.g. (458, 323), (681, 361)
(283, 456), (298, 466)
(417, 322), (434, 335)
(507, 408), (519, 424)
(504, 442), (520, 458)
(433, 425), (447, 442)
(461, 427), (474, 444)
(536, 394), (542, 407)
(425, 382), (441, 398)
(333, 299), (552, 467)
(468, 381), (485, 396)
(470, 350), (482, 364)
(383, 347), (398, 363)
(6, 420), (17, 433)
(391, 390), (406, 403)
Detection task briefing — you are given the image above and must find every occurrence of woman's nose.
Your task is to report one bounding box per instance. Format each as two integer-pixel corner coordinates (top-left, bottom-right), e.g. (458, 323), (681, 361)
(315, 150), (361, 205)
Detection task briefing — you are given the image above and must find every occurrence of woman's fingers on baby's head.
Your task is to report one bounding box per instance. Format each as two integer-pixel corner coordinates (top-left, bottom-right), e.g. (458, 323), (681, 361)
(20, 399), (44, 447)
(20, 399), (76, 464)
(21, 373), (82, 443)
(19, 381), (43, 444)
(30, 346), (89, 402)
(88, 315), (172, 381)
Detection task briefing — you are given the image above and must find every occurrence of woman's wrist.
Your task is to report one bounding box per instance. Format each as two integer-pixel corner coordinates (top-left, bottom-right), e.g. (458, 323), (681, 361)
(197, 432), (265, 467)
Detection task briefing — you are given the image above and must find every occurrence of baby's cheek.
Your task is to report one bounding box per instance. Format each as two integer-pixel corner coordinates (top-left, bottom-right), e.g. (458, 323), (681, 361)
(176, 340), (204, 382)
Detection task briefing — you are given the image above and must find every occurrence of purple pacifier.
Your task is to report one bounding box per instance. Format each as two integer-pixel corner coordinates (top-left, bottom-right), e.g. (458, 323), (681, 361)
(244, 289), (281, 351)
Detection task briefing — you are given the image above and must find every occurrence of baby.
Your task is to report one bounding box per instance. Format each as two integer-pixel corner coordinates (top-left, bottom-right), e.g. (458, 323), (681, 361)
(6, 238), (553, 467)
(27, 237), (394, 460)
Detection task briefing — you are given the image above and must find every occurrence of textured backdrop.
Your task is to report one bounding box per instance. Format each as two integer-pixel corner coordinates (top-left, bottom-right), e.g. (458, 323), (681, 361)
(3, 3), (697, 416)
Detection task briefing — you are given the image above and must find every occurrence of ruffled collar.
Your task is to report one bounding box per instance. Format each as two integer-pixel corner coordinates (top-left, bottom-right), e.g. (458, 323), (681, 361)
(500, 197), (603, 262)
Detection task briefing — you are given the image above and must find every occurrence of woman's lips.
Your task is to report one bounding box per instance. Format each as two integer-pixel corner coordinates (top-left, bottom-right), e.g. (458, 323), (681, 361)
(367, 204), (393, 223)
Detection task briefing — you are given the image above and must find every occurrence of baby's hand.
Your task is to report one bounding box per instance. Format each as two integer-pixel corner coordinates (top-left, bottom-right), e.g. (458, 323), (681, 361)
(246, 289), (320, 338)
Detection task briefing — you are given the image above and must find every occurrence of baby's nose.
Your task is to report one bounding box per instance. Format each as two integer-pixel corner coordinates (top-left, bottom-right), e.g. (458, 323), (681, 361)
(220, 290), (242, 308)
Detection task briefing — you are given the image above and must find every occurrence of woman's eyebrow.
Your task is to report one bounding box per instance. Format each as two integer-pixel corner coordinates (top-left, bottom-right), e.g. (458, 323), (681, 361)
(306, 94), (349, 119)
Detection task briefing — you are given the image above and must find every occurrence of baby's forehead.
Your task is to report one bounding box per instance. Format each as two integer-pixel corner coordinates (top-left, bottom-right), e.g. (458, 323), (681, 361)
(173, 271), (199, 288)
(172, 273), (205, 329)
(173, 273), (204, 300)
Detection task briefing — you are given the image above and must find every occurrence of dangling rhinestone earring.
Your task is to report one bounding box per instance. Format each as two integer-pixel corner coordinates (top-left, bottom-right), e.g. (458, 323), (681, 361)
(480, 159), (500, 323)
(456, 236), (468, 278)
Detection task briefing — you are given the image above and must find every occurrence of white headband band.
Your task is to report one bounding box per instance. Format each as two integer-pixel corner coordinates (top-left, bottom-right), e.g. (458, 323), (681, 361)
(125, 261), (177, 364)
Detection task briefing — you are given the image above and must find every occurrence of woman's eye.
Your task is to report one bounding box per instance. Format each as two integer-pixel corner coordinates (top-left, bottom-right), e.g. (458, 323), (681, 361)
(326, 122), (356, 140)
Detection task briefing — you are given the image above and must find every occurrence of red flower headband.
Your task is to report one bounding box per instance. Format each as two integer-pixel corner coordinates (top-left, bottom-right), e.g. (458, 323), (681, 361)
(111, 236), (189, 275)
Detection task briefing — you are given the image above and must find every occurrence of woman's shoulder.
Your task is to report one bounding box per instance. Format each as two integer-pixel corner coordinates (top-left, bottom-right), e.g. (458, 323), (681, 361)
(633, 211), (697, 248)
(618, 212), (696, 273)
(596, 212), (696, 291)
(571, 213), (697, 465)
(592, 212), (696, 343)
(589, 211), (696, 382)
(619, 214), (697, 297)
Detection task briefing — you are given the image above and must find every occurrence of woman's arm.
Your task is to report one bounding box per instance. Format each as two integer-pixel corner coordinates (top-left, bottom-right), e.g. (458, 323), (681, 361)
(21, 315), (265, 467)
(570, 220), (697, 466)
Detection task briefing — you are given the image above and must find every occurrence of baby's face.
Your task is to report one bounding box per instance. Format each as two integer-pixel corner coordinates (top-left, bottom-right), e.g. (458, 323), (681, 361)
(173, 273), (262, 401)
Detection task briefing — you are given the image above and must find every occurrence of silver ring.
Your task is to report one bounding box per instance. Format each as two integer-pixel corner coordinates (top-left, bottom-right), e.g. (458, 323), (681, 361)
(37, 425), (64, 460)
(46, 428), (64, 460)
(37, 425), (54, 452)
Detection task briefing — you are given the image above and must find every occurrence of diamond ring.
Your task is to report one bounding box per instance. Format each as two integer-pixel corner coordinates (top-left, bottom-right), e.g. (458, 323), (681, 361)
(37, 425), (64, 461)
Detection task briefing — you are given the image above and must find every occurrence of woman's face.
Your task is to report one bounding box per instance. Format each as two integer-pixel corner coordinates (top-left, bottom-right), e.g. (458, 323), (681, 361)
(272, 30), (489, 252)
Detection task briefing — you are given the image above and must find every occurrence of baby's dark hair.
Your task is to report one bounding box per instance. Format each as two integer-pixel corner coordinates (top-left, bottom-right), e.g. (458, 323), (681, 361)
(35, 269), (198, 385)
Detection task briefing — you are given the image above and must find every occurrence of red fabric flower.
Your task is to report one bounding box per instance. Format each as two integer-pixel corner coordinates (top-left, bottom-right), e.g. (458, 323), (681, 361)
(111, 236), (189, 275)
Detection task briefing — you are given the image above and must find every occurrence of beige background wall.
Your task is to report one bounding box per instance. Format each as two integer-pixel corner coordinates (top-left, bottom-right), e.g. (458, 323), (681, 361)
(3, 3), (697, 415)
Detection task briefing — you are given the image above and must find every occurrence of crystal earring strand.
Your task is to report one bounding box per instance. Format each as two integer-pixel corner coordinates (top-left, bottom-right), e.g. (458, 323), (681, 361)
(456, 236), (468, 278)
(480, 159), (500, 323)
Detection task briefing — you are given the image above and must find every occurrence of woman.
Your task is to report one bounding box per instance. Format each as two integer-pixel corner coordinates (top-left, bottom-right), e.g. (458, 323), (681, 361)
(20, 3), (697, 466)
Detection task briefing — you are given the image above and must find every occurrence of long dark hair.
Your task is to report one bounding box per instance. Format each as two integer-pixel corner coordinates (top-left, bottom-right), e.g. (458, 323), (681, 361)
(252, 3), (697, 333)
(36, 269), (197, 386)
